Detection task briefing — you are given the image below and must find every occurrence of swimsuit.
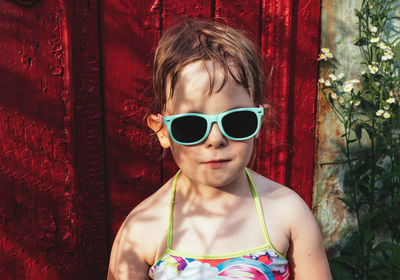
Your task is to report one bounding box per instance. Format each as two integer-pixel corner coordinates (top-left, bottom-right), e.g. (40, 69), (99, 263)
(149, 168), (290, 279)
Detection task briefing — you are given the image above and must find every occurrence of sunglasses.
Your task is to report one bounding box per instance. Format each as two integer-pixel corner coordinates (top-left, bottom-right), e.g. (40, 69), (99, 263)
(158, 106), (264, 145)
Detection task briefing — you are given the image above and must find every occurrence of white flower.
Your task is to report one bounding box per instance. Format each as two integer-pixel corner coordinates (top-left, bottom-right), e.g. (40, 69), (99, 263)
(375, 82), (380, 86)
(343, 83), (353, 92)
(318, 54), (327, 61)
(384, 105), (390, 110)
(370, 26), (378, 33)
(376, 109), (384, 116)
(382, 50), (394, 61)
(385, 50), (394, 56)
(361, 71), (366, 75)
(368, 65), (379, 74)
(321, 48), (331, 54)
(318, 78), (325, 84)
(377, 42), (388, 50)
(351, 79), (360, 84)
(318, 48), (333, 60)
(331, 92), (338, 99)
(324, 80), (332, 87)
(370, 37), (380, 43)
(382, 55), (393, 61)
(387, 97), (396, 103)
(354, 100), (361, 106)
(337, 73), (345, 80)
(383, 112), (391, 119)
(329, 74), (337, 81)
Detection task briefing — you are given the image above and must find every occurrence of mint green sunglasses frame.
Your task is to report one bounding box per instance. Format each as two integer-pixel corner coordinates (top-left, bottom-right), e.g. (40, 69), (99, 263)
(158, 106), (264, 145)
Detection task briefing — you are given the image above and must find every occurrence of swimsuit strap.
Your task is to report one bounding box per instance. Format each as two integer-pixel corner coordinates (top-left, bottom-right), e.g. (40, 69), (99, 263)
(244, 168), (273, 247)
(166, 168), (272, 250)
(167, 169), (181, 249)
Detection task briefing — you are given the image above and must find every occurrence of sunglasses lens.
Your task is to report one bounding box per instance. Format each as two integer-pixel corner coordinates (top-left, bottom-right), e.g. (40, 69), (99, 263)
(222, 111), (258, 139)
(171, 116), (207, 144)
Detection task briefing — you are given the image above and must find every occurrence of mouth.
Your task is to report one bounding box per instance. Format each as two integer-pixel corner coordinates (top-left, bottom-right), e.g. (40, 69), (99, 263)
(202, 159), (231, 168)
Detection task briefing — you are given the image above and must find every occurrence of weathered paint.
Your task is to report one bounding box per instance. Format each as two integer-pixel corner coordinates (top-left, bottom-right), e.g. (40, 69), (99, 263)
(0, 0), (107, 278)
(260, 0), (321, 205)
(315, 0), (400, 253)
(314, 0), (364, 252)
(101, 0), (163, 242)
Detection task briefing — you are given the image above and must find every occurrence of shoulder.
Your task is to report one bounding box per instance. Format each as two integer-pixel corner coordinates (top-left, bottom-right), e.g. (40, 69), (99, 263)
(247, 169), (319, 242)
(248, 170), (311, 222)
(108, 178), (174, 279)
(120, 179), (173, 260)
(246, 170), (332, 279)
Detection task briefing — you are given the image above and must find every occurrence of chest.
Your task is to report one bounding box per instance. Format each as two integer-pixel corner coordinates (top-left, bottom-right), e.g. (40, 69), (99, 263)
(169, 197), (290, 258)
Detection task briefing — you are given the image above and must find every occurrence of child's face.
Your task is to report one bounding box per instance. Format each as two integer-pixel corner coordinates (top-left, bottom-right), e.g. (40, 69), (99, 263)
(153, 60), (256, 188)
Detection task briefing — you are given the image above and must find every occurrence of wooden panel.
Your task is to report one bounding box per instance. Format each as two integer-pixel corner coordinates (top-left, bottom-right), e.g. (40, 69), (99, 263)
(260, 0), (293, 186)
(287, 0), (321, 205)
(215, 0), (260, 43)
(0, 0), (107, 278)
(101, 0), (162, 241)
(259, 0), (320, 205)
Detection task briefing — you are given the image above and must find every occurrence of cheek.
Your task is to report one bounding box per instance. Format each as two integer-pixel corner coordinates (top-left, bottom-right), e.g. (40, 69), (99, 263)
(169, 142), (196, 165)
(240, 140), (255, 161)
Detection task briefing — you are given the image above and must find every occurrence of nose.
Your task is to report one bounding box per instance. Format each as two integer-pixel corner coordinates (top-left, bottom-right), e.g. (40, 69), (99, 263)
(205, 122), (228, 148)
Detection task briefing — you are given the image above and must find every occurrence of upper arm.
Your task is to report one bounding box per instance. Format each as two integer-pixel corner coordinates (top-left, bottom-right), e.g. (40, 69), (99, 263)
(107, 217), (151, 280)
(287, 196), (332, 280)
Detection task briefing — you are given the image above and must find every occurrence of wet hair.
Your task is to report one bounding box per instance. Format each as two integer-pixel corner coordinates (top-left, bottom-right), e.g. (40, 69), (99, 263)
(152, 19), (265, 113)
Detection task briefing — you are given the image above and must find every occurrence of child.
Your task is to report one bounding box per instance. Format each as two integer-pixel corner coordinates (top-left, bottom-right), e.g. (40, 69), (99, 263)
(108, 19), (332, 280)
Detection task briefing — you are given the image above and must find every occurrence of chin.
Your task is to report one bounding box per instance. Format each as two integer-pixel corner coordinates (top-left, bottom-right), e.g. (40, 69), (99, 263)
(197, 165), (245, 187)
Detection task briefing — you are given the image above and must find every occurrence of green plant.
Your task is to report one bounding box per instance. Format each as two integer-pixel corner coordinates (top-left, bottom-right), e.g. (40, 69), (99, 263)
(318, 0), (400, 279)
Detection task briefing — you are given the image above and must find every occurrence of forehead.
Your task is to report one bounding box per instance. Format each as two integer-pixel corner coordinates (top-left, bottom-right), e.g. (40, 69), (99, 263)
(165, 61), (254, 114)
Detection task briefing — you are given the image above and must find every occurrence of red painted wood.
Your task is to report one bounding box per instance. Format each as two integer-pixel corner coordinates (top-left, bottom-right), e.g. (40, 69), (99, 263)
(0, 0), (107, 279)
(286, 0), (321, 206)
(62, 0), (108, 277)
(101, 0), (162, 241)
(258, 0), (320, 206)
(215, 0), (261, 44)
(0, 0), (321, 278)
(259, 0), (293, 186)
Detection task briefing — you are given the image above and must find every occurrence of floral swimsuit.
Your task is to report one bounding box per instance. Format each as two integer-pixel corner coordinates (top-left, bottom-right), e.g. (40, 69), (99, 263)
(148, 169), (290, 279)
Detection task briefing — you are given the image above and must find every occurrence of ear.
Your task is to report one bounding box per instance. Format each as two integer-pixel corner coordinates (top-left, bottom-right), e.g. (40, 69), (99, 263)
(147, 114), (171, 149)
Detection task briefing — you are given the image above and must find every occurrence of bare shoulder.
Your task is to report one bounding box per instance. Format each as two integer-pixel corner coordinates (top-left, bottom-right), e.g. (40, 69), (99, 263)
(247, 170), (332, 279)
(107, 178), (173, 280)
(248, 170), (311, 222)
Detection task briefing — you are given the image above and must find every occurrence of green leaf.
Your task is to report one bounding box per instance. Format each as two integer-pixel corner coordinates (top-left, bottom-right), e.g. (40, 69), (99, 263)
(354, 37), (369, 46)
(354, 8), (362, 18)
(354, 125), (362, 141)
(376, 168), (400, 181)
(394, 43), (400, 64)
(330, 262), (357, 280)
(363, 227), (375, 243)
(374, 242), (400, 253)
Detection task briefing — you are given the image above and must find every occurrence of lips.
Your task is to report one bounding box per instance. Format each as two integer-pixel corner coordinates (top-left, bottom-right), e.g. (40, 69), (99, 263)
(202, 159), (231, 168)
